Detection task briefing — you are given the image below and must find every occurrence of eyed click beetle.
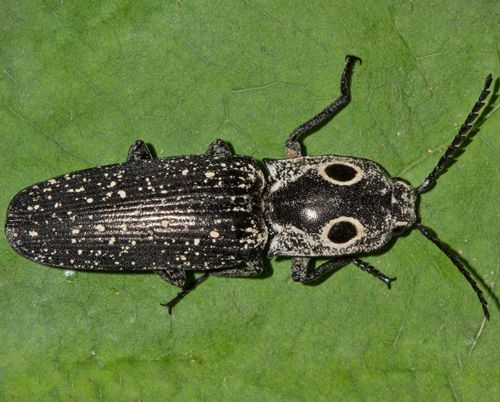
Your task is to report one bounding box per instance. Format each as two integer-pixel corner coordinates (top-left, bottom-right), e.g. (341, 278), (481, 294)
(5, 56), (492, 319)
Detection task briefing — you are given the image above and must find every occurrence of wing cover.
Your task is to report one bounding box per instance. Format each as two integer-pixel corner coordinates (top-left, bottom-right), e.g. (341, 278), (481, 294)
(6, 155), (268, 271)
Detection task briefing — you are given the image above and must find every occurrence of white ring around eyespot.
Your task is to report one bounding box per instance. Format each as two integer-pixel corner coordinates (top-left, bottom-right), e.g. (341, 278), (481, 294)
(319, 161), (364, 186)
(321, 216), (365, 247)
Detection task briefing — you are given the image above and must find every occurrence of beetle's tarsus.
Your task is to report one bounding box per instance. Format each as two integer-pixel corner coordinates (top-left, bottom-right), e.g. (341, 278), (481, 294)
(345, 55), (362, 65)
(161, 273), (210, 314)
(351, 258), (395, 289)
(384, 277), (397, 289)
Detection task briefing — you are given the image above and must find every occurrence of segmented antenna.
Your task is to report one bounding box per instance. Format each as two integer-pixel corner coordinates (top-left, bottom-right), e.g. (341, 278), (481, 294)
(417, 74), (493, 193)
(415, 223), (490, 320)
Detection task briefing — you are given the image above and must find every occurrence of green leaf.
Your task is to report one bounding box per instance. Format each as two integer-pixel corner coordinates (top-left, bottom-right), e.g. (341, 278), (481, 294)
(1, 1), (498, 400)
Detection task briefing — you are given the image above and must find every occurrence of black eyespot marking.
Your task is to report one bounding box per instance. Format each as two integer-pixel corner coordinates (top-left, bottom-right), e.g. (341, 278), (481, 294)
(319, 160), (363, 186)
(325, 163), (357, 182)
(328, 220), (357, 243)
(325, 163), (357, 181)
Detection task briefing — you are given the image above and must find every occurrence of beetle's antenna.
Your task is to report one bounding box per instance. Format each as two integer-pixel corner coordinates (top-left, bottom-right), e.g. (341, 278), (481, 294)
(417, 74), (492, 193)
(285, 55), (361, 158)
(415, 223), (490, 320)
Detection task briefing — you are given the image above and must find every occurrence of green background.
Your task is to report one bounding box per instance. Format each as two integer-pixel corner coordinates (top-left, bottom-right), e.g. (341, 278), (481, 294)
(1, 1), (498, 400)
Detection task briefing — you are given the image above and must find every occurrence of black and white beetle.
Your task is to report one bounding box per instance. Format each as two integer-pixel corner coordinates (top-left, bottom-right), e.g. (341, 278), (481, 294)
(5, 56), (492, 319)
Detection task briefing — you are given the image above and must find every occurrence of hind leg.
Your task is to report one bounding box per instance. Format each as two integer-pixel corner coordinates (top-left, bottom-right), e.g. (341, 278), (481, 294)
(127, 140), (153, 161)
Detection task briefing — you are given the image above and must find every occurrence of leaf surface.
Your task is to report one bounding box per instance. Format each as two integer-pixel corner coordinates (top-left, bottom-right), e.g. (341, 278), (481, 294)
(1, 1), (498, 400)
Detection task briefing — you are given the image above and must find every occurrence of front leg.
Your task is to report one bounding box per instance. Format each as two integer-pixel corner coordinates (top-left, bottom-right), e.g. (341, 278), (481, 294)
(285, 55), (361, 158)
(291, 257), (351, 283)
(291, 257), (395, 288)
(351, 258), (396, 289)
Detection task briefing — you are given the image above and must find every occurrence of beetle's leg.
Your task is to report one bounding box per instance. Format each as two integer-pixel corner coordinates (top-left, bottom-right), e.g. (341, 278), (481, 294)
(156, 268), (187, 287)
(160, 260), (263, 314)
(206, 139), (233, 157)
(161, 273), (210, 314)
(291, 257), (395, 288)
(285, 55), (361, 158)
(209, 259), (264, 278)
(291, 257), (351, 283)
(351, 258), (396, 289)
(127, 140), (153, 162)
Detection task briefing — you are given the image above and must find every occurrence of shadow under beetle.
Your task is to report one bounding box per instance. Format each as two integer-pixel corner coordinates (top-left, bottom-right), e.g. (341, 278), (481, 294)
(5, 56), (492, 319)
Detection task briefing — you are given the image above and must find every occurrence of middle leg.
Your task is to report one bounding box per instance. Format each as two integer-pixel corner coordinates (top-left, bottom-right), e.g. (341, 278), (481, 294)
(162, 259), (264, 314)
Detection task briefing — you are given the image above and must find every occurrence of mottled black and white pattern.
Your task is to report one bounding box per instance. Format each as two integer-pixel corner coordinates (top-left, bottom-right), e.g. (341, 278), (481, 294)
(4, 55), (491, 318)
(6, 155), (267, 272)
(265, 155), (417, 257)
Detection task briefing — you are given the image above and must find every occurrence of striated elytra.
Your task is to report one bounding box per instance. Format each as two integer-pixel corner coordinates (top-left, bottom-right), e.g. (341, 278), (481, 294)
(5, 56), (492, 318)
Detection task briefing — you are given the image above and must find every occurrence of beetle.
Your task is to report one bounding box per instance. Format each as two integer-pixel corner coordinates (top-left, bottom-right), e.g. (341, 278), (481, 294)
(5, 56), (492, 318)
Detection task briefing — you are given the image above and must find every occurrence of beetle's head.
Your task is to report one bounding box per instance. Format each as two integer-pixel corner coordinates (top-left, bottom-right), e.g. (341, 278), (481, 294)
(390, 179), (418, 235)
(265, 156), (417, 257)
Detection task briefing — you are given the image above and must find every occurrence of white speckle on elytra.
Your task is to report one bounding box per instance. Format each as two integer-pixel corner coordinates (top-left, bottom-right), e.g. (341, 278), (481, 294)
(75, 187), (84, 192)
(77, 249), (83, 255)
(48, 179), (57, 184)
(109, 181), (116, 187)
(96, 224), (105, 232)
(109, 237), (116, 245)
(71, 239), (77, 244)
(121, 224), (128, 232)
(117, 190), (126, 198)
(161, 220), (169, 227)
(29, 230), (38, 237)
(209, 230), (220, 238)
(205, 171), (215, 178)
(72, 229), (80, 234)
(131, 240), (137, 246)
(86, 198), (94, 204)
(181, 169), (189, 176)
(194, 238), (200, 246)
